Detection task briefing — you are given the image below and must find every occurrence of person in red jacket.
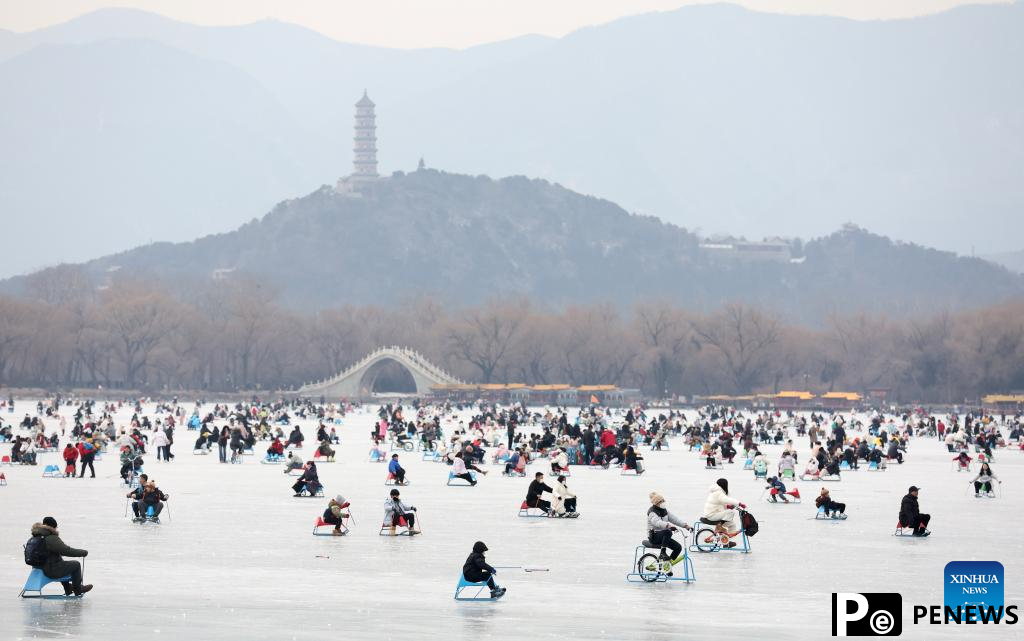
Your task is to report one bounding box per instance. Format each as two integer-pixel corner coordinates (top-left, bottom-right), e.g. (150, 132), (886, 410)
(76, 440), (97, 478)
(62, 443), (78, 477)
(266, 437), (285, 457)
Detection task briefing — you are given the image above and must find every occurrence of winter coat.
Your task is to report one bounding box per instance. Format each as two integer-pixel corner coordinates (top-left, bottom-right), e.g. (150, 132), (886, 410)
(526, 479), (552, 507)
(30, 523), (86, 579)
(548, 479), (575, 514)
(702, 483), (741, 519)
(647, 506), (687, 536)
(899, 493), (920, 525)
(462, 551), (495, 582)
(383, 498), (414, 520)
(971, 470), (998, 484)
(152, 431), (169, 447)
(452, 457), (468, 475)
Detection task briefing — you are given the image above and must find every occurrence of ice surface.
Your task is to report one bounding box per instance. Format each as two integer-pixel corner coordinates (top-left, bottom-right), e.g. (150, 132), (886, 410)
(2, 402), (1022, 640)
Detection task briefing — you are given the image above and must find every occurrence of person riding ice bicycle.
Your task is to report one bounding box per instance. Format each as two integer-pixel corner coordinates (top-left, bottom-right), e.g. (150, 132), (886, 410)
(701, 478), (746, 548)
(644, 492), (692, 573)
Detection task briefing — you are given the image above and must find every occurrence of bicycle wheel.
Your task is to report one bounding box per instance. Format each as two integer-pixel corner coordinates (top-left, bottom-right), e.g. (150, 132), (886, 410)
(402, 441), (415, 452)
(637, 553), (661, 582)
(693, 527), (719, 553)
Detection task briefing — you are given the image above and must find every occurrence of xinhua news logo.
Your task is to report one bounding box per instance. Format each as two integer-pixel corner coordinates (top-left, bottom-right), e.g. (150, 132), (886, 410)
(943, 561), (1003, 623)
(832, 593), (902, 636)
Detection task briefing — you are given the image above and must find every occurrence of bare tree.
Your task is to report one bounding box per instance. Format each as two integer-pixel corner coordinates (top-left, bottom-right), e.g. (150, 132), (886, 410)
(100, 283), (176, 388)
(447, 301), (524, 382)
(691, 303), (780, 393)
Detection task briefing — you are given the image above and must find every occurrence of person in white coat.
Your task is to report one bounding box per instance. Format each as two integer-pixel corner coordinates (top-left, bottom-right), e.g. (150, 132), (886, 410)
(548, 475), (578, 517)
(152, 429), (170, 462)
(550, 448), (569, 474)
(701, 479), (746, 546)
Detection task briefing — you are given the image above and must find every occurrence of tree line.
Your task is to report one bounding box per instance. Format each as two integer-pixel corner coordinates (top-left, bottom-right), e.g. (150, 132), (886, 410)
(1, 269), (1022, 403)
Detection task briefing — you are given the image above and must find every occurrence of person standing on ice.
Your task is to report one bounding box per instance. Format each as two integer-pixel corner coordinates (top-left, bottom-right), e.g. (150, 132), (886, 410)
(462, 541), (505, 599)
(702, 479), (746, 548)
(645, 492), (691, 570)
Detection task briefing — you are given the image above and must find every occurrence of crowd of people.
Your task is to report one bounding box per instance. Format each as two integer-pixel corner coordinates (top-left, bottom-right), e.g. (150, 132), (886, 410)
(8, 394), (1022, 599)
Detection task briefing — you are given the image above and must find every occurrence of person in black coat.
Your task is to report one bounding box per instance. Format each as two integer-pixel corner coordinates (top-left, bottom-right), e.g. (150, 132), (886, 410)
(292, 462), (320, 496)
(526, 473), (552, 511)
(899, 486), (930, 536)
(462, 541), (505, 598)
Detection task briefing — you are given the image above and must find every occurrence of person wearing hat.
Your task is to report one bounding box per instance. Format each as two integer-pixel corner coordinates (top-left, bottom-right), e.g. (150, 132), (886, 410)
(388, 454), (407, 485)
(815, 487), (847, 519)
(383, 488), (420, 535)
(646, 492), (692, 569)
(462, 541), (505, 599)
(899, 486), (930, 536)
(322, 495), (350, 535)
(29, 516), (93, 596)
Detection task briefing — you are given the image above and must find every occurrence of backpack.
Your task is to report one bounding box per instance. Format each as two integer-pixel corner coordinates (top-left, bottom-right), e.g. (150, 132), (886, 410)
(741, 510), (759, 537)
(24, 535), (48, 567)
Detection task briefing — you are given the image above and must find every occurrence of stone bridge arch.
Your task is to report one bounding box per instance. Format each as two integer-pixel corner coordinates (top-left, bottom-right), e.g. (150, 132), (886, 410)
(296, 346), (462, 399)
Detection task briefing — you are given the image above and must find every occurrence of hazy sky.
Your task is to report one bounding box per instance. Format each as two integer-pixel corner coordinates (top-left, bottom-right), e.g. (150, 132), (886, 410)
(0, 0), (1010, 48)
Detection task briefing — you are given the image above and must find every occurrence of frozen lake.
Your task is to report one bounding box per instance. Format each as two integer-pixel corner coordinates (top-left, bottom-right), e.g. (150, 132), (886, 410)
(2, 401), (1022, 640)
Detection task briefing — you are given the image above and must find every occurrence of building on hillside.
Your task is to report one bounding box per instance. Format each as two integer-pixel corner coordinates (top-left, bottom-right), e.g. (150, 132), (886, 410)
(336, 91), (379, 194)
(699, 238), (793, 263)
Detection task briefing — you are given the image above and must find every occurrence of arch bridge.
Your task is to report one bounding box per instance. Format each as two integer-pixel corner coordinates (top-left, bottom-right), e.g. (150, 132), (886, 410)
(296, 346), (463, 399)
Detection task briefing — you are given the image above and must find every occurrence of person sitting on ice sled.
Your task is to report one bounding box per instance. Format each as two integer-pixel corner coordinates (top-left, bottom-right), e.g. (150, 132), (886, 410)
(645, 492), (692, 572)
(702, 479), (746, 547)
(953, 451), (972, 471)
(803, 457), (820, 479)
(971, 463), (1000, 496)
(815, 487), (846, 517)
(462, 541), (505, 599)
(384, 489), (420, 535)
(388, 454), (407, 485)
(266, 437), (284, 458)
(292, 462), (321, 496)
(322, 495), (350, 535)
(282, 451), (303, 474)
(766, 476), (791, 502)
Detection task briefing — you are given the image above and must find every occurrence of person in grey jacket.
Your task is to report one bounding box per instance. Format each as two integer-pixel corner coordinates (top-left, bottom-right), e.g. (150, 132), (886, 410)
(383, 489), (420, 535)
(646, 492), (692, 567)
(31, 517), (92, 596)
(971, 463), (1001, 496)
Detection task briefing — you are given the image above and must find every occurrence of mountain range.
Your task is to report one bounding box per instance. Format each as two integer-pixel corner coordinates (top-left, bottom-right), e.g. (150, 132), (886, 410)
(1, 3), (1022, 277)
(4, 169), (1020, 322)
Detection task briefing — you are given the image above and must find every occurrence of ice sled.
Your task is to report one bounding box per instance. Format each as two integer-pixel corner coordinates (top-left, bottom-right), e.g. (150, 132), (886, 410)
(815, 506), (847, 520)
(447, 471), (477, 486)
(454, 575), (501, 601)
(41, 465), (62, 478)
(19, 568), (79, 599)
(385, 472), (409, 486)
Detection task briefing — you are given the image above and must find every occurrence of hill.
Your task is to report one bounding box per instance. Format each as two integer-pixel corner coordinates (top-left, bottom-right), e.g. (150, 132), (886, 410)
(0, 4), (1022, 276)
(5, 170), (1020, 320)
